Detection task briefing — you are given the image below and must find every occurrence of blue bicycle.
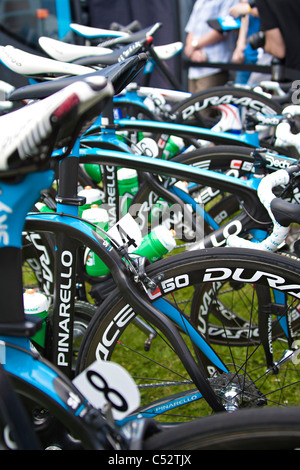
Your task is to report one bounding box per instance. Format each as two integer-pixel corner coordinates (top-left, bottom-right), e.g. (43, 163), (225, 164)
(0, 66), (170, 449)
(3, 45), (300, 424)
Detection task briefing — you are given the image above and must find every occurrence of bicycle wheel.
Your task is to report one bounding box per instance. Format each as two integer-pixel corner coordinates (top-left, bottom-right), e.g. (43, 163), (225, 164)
(170, 85), (283, 149)
(72, 301), (97, 372)
(77, 247), (300, 422)
(3, 358), (114, 450)
(143, 406), (300, 450)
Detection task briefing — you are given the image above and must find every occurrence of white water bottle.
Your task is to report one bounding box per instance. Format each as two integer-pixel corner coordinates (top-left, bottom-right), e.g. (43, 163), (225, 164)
(78, 186), (104, 217)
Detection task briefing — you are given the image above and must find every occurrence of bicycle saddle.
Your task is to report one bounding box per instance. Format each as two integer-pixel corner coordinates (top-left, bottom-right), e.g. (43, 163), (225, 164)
(38, 36), (113, 63)
(70, 22), (162, 45)
(8, 53), (148, 101)
(151, 42), (183, 60)
(0, 76), (113, 176)
(0, 45), (94, 78)
(69, 37), (152, 67)
(69, 23), (129, 39)
(39, 36), (182, 65)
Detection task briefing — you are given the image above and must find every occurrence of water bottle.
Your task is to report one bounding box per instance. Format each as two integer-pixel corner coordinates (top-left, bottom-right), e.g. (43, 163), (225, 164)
(133, 225), (176, 262)
(149, 181), (188, 223)
(35, 202), (55, 213)
(83, 205), (110, 277)
(82, 204), (109, 228)
(162, 136), (185, 160)
(84, 224), (176, 277)
(23, 289), (49, 348)
(149, 198), (169, 224)
(117, 168), (139, 216)
(78, 186), (104, 217)
(83, 163), (102, 183)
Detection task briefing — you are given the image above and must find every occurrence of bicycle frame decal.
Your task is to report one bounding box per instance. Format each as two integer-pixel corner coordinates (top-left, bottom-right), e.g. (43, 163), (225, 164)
(203, 267), (300, 299)
(0, 171), (54, 248)
(23, 232), (54, 296)
(0, 200), (11, 246)
(120, 390), (203, 422)
(264, 153), (297, 170)
(179, 95), (277, 122)
(103, 164), (118, 227)
(56, 249), (74, 368)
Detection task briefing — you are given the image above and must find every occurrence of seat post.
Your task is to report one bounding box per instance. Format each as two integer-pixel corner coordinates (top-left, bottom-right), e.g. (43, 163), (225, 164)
(56, 139), (86, 216)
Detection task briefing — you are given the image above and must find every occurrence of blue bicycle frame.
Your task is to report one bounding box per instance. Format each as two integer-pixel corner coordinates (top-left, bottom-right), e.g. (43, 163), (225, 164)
(84, 115), (260, 148)
(23, 147), (273, 419)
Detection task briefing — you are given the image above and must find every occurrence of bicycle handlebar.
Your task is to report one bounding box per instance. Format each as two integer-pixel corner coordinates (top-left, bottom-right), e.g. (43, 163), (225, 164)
(227, 166), (300, 251)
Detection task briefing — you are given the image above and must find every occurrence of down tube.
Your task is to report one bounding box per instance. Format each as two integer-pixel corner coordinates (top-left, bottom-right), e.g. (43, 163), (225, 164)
(25, 213), (224, 411)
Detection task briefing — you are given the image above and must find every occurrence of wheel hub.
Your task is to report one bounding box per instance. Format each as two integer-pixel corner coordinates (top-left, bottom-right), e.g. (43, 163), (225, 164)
(209, 372), (267, 411)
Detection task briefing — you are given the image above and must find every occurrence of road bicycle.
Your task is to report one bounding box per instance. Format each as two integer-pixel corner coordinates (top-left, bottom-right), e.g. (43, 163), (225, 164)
(5, 44), (300, 278)
(69, 20), (184, 91)
(2, 37), (300, 454)
(38, 32), (287, 141)
(1, 54), (228, 424)
(0, 45), (283, 250)
(0, 70), (154, 450)
(8, 61), (300, 424)
(51, 22), (291, 136)
(75, 165), (300, 422)
(1, 57), (225, 449)
(8, 47), (300, 302)
(4, 43), (296, 231)
(1, 39), (286, 155)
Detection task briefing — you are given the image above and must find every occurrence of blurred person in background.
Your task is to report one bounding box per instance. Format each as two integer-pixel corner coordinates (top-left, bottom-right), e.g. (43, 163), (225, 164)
(255, 0), (300, 71)
(229, 0), (262, 84)
(184, 0), (238, 93)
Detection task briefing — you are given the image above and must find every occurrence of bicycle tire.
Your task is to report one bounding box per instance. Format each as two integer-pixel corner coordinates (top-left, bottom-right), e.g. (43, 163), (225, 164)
(77, 247), (300, 422)
(143, 406), (300, 450)
(171, 85), (282, 130)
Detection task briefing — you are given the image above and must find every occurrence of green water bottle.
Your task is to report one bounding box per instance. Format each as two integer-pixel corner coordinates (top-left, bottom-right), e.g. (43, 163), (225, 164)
(35, 202), (55, 213)
(78, 186), (104, 217)
(23, 289), (49, 348)
(83, 205), (110, 277)
(83, 163), (102, 183)
(117, 168), (139, 216)
(149, 198), (169, 224)
(84, 223), (176, 277)
(162, 136), (185, 160)
(149, 181), (188, 223)
(133, 225), (176, 262)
